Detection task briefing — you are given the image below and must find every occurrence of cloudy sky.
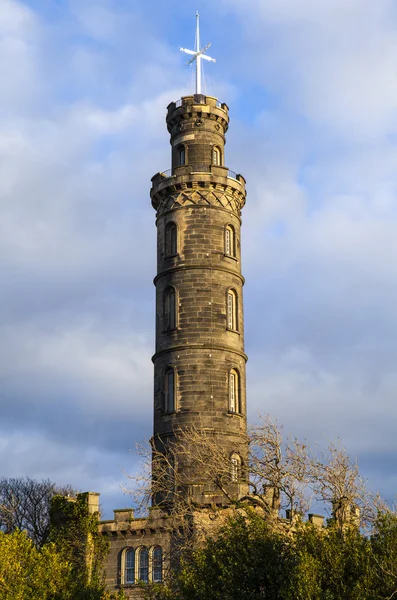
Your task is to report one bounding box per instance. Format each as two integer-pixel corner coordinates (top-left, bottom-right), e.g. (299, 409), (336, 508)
(1, 0), (397, 518)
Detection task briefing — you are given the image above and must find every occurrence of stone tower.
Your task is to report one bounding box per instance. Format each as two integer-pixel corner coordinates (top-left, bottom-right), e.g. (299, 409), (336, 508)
(71, 92), (251, 598)
(150, 93), (248, 506)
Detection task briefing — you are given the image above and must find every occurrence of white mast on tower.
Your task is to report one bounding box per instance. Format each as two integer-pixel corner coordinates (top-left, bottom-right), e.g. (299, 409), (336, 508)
(180, 12), (216, 95)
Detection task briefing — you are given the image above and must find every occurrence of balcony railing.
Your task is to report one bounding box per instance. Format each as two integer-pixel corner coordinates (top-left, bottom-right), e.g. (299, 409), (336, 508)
(156, 166), (242, 184)
(173, 97), (222, 108)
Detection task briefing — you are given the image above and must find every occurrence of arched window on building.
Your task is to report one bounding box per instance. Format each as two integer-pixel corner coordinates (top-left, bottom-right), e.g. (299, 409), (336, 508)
(164, 287), (176, 330)
(124, 548), (135, 584)
(225, 225), (236, 257)
(165, 222), (177, 257)
(164, 368), (175, 413)
(138, 547), (149, 583)
(229, 369), (240, 414)
(152, 546), (163, 583)
(230, 453), (241, 483)
(177, 145), (185, 166)
(227, 289), (238, 331)
(213, 146), (221, 165)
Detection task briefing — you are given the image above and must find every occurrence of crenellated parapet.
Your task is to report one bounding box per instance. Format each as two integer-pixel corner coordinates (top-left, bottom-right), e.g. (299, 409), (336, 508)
(151, 171), (246, 217)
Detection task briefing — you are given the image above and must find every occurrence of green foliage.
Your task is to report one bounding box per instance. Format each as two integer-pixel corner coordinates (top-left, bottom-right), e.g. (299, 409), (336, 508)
(0, 529), (71, 600)
(151, 511), (295, 600)
(370, 511), (397, 598)
(0, 499), (126, 600)
(290, 523), (373, 600)
(49, 494), (112, 599)
(0, 493), (129, 600)
(151, 510), (397, 600)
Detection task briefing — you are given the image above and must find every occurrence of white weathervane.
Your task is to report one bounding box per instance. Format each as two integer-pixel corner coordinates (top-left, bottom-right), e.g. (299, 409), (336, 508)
(180, 12), (216, 95)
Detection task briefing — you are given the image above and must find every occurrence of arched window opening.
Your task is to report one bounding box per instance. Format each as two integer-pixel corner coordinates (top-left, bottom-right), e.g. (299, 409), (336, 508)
(165, 222), (177, 257)
(230, 454), (241, 483)
(164, 368), (175, 413)
(139, 547), (149, 583)
(124, 548), (135, 584)
(229, 369), (240, 414)
(225, 225), (235, 257)
(177, 145), (185, 166)
(227, 289), (237, 331)
(164, 287), (176, 330)
(213, 146), (221, 166)
(152, 547), (163, 583)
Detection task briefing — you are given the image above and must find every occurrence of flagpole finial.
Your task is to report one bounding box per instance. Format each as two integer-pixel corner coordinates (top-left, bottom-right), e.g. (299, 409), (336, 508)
(180, 14), (216, 95)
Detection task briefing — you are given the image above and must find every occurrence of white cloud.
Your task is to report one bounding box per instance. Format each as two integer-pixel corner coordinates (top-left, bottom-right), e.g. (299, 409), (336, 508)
(222, 0), (397, 137)
(0, 429), (131, 516)
(0, 319), (152, 404)
(2, 0), (397, 511)
(70, 3), (125, 41)
(0, 0), (37, 37)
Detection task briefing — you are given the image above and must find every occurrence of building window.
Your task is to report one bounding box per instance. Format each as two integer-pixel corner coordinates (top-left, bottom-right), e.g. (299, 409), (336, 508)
(230, 454), (241, 483)
(124, 548), (135, 584)
(164, 287), (177, 330)
(225, 225), (236, 257)
(139, 547), (149, 583)
(229, 369), (240, 414)
(177, 145), (185, 166)
(165, 222), (177, 256)
(213, 146), (221, 165)
(164, 368), (175, 413)
(152, 547), (163, 583)
(227, 289), (237, 331)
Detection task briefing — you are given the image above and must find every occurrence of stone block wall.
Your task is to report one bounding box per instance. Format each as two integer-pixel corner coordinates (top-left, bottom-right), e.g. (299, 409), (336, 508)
(150, 95), (249, 505)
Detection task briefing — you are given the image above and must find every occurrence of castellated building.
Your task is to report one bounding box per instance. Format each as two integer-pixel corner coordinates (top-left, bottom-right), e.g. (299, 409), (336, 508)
(95, 93), (248, 598)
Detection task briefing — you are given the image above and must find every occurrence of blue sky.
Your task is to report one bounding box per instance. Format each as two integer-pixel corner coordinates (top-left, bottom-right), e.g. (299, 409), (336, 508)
(2, 0), (397, 518)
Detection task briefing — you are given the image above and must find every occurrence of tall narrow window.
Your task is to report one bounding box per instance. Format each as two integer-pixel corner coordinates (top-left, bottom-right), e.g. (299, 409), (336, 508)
(125, 548), (135, 584)
(229, 369), (240, 413)
(164, 287), (176, 330)
(165, 222), (177, 256)
(138, 547), (149, 583)
(178, 145), (185, 166)
(227, 289), (237, 331)
(152, 547), (163, 583)
(213, 146), (221, 165)
(164, 368), (175, 413)
(225, 225), (235, 257)
(230, 454), (241, 483)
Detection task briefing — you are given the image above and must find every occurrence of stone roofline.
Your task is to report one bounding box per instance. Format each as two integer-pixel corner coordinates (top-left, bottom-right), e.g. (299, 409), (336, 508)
(98, 507), (169, 534)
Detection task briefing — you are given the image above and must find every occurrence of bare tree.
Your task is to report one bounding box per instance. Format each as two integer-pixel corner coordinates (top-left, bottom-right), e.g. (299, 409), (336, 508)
(247, 415), (311, 519)
(0, 477), (75, 547)
(126, 417), (313, 537)
(307, 441), (372, 529)
(124, 425), (250, 561)
(127, 427), (247, 513)
(126, 415), (377, 535)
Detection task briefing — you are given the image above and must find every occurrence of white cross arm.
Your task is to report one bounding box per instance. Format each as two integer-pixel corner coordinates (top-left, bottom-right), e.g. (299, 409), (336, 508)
(201, 54), (216, 63)
(180, 47), (196, 56)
